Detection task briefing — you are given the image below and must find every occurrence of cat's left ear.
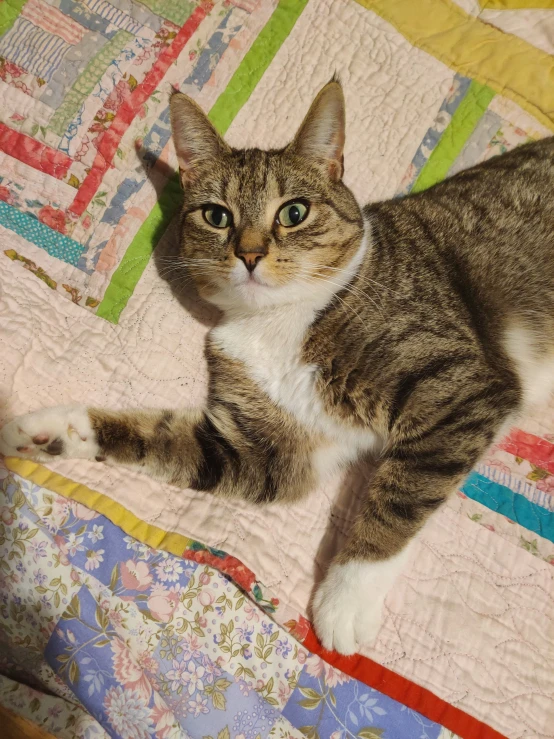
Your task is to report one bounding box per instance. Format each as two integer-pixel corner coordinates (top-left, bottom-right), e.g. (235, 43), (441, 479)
(170, 92), (231, 186)
(289, 79), (345, 182)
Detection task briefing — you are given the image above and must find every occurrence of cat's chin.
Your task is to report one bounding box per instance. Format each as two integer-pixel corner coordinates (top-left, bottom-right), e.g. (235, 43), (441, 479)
(208, 269), (352, 313)
(206, 278), (306, 313)
(219, 283), (290, 311)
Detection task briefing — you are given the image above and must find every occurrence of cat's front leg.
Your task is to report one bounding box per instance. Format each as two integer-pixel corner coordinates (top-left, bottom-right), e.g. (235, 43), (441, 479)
(0, 403), (313, 500)
(312, 454), (463, 655)
(312, 430), (513, 653)
(0, 405), (203, 486)
(313, 361), (522, 655)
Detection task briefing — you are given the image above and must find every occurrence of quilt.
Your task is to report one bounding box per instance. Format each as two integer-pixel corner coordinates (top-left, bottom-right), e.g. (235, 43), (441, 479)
(1, 1), (554, 738)
(0, 462), (463, 739)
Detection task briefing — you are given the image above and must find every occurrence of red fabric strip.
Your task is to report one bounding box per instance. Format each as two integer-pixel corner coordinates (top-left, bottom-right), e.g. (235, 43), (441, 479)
(303, 628), (508, 739)
(68, 3), (212, 217)
(500, 428), (554, 477)
(0, 123), (72, 179)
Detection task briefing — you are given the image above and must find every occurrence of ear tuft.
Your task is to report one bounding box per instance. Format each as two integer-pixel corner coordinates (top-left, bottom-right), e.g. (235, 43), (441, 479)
(289, 80), (346, 182)
(170, 92), (230, 185)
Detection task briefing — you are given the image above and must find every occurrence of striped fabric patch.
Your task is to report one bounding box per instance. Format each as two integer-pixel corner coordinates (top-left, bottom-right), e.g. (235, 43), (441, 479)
(0, 17), (70, 82)
(0, 202), (85, 266)
(85, 0), (143, 35)
(21, 0), (86, 45)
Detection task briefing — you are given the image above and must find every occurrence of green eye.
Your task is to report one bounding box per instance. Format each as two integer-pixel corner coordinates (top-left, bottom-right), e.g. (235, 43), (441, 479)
(277, 201), (309, 228)
(203, 204), (232, 229)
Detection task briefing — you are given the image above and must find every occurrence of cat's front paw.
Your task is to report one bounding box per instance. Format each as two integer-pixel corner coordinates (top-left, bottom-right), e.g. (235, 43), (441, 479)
(312, 560), (387, 655)
(313, 546), (412, 656)
(0, 406), (100, 461)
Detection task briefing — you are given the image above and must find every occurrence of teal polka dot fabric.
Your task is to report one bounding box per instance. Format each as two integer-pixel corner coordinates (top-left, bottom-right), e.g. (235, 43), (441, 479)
(0, 201), (84, 267)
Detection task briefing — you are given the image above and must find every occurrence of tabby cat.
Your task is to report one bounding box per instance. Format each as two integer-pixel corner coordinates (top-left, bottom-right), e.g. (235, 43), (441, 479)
(2, 80), (554, 655)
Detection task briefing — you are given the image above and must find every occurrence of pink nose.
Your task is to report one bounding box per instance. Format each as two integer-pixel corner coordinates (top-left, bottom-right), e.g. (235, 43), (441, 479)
(238, 252), (264, 273)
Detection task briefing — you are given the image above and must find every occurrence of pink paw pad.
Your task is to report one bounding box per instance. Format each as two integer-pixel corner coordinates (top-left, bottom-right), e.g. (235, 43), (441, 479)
(32, 434), (50, 445)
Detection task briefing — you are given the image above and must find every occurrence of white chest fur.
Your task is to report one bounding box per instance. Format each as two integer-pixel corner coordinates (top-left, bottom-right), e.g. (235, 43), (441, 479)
(213, 303), (324, 428)
(211, 301), (380, 478)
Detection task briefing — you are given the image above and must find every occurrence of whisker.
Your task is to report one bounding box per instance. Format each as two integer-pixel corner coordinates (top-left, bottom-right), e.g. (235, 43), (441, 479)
(295, 266), (384, 318)
(297, 273), (368, 326)
(309, 263), (406, 301)
(296, 263), (382, 303)
(303, 266), (389, 316)
(157, 263), (227, 279)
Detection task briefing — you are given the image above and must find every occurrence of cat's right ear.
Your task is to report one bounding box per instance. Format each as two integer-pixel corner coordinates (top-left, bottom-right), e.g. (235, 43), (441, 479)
(170, 92), (230, 186)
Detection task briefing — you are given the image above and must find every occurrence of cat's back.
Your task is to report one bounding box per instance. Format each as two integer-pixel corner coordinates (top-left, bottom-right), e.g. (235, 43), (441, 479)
(424, 135), (554, 240)
(366, 137), (554, 325)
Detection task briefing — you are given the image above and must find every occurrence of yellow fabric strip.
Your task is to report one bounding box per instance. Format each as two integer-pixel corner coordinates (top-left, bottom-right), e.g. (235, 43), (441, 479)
(356, 0), (554, 131)
(481, 1), (554, 8)
(5, 457), (194, 558)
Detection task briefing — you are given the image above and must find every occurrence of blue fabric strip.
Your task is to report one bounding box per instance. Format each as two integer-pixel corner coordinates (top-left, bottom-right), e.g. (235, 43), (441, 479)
(0, 200), (85, 267)
(462, 471), (554, 543)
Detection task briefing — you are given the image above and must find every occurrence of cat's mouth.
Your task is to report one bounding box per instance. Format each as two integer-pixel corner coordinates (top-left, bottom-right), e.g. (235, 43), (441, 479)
(232, 266), (272, 289)
(247, 271), (269, 286)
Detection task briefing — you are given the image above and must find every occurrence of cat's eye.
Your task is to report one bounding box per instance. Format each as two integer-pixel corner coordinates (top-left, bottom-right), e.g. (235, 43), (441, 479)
(277, 200), (309, 228)
(203, 204), (232, 229)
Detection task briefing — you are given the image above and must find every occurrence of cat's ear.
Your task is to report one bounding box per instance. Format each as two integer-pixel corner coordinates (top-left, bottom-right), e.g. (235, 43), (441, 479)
(170, 92), (230, 186)
(289, 79), (346, 182)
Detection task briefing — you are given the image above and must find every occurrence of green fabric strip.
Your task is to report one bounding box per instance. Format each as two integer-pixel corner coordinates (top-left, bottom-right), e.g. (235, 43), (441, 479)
(136, 0), (194, 26)
(208, 0), (310, 135)
(0, 0), (26, 36)
(96, 0), (309, 324)
(96, 175), (181, 322)
(49, 30), (133, 137)
(411, 80), (495, 193)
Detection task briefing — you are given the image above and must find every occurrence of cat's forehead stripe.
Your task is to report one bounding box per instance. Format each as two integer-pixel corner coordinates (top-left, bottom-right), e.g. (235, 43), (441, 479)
(225, 152), (281, 214)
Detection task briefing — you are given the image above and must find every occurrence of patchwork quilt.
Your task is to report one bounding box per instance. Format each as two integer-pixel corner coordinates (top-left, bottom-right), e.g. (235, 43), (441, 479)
(0, 1), (554, 738)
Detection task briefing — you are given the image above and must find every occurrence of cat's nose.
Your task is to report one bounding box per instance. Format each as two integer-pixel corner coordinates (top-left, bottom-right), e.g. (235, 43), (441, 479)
(235, 228), (268, 273)
(238, 252), (264, 273)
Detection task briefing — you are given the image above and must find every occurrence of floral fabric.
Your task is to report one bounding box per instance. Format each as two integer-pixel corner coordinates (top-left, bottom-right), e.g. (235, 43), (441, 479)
(0, 461), (456, 738)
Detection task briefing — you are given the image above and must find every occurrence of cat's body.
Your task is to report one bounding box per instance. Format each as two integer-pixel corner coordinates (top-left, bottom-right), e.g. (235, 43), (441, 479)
(2, 82), (553, 656)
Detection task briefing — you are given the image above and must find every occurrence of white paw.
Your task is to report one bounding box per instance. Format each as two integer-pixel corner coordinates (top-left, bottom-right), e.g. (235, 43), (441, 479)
(0, 406), (100, 461)
(312, 550), (410, 655)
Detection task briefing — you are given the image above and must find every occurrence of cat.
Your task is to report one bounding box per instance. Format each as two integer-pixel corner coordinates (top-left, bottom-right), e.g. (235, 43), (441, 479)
(2, 79), (554, 655)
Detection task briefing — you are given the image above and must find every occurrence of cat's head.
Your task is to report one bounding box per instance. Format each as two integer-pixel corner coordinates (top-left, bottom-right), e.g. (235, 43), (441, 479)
(169, 80), (364, 311)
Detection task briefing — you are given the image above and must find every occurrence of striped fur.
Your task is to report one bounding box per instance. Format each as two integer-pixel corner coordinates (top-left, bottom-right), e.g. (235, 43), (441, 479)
(2, 81), (554, 653)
